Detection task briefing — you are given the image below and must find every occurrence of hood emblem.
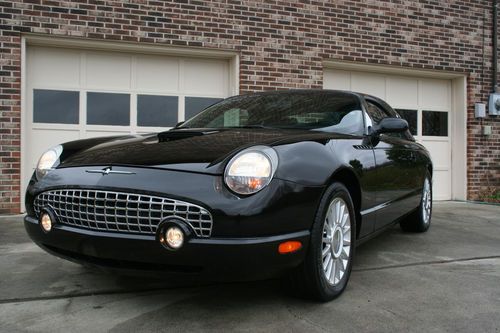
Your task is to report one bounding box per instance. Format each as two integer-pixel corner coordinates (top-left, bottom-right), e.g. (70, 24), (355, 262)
(85, 167), (135, 176)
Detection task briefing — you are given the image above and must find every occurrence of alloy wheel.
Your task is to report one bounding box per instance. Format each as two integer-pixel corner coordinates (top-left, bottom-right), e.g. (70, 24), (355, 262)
(321, 197), (351, 286)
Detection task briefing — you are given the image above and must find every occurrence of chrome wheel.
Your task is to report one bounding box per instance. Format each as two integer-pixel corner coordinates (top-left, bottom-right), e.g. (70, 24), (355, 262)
(422, 177), (431, 225)
(322, 197), (351, 286)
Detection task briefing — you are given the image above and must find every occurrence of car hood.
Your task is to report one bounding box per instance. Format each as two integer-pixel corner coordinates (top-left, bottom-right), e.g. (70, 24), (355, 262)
(58, 128), (347, 174)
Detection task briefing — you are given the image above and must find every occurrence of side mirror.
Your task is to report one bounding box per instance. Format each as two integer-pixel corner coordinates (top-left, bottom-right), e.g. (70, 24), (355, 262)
(174, 121), (185, 128)
(373, 117), (408, 135)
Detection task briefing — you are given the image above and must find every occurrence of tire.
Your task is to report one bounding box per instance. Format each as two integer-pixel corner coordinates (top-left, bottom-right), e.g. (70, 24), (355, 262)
(400, 171), (432, 233)
(288, 182), (356, 302)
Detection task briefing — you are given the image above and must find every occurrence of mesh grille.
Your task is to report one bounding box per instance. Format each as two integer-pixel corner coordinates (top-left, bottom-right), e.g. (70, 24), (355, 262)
(33, 189), (213, 238)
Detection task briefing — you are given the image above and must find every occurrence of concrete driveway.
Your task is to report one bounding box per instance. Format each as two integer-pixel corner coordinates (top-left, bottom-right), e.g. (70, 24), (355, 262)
(0, 202), (499, 332)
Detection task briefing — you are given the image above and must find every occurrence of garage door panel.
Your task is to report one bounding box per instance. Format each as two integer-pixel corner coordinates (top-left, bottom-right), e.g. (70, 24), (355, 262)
(350, 72), (385, 99)
(183, 59), (228, 95)
(136, 55), (179, 93)
(423, 140), (450, 169)
(323, 69), (351, 90)
(419, 79), (450, 110)
(29, 47), (80, 88)
(432, 170), (451, 200)
(86, 52), (132, 90)
(386, 77), (418, 107)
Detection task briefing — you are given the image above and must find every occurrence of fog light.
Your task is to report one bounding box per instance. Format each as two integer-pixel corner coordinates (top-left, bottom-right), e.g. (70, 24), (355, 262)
(40, 212), (53, 232)
(165, 226), (184, 249)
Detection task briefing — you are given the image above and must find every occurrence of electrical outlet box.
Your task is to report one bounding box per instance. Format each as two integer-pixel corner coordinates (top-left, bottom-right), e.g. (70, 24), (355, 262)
(475, 103), (486, 118)
(489, 93), (500, 115)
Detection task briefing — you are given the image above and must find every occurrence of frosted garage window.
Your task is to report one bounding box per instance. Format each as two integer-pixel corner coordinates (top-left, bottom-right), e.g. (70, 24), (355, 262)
(396, 109), (417, 135)
(33, 89), (79, 124)
(137, 95), (178, 127)
(87, 92), (130, 126)
(185, 97), (223, 120)
(423, 111), (448, 136)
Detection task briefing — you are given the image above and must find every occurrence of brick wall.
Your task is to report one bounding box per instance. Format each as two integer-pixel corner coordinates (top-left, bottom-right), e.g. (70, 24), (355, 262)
(0, 0), (499, 213)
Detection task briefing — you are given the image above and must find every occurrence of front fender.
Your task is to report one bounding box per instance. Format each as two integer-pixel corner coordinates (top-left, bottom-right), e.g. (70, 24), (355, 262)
(273, 139), (364, 186)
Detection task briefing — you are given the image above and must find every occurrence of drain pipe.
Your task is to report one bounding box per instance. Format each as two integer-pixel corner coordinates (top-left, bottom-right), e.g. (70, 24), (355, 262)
(493, 0), (498, 92)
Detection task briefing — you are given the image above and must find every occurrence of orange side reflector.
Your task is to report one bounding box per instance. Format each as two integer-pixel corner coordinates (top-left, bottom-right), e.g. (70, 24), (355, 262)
(278, 241), (302, 254)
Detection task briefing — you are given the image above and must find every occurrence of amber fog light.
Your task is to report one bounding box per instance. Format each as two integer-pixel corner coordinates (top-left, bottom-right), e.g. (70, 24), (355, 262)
(40, 211), (53, 233)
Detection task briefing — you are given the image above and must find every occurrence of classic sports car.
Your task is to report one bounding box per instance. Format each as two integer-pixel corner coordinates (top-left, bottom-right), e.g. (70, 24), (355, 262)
(24, 90), (432, 301)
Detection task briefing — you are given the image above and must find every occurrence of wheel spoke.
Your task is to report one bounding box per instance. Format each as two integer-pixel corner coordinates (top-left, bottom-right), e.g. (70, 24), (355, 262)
(326, 256), (333, 278)
(341, 212), (348, 227)
(338, 203), (345, 224)
(322, 244), (331, 257)
(323, 252), (331, 270)
(330, 259), (336, 283)
(328, 207), (335, 228)
(334, 259), (339, 284)
(342, 259), (348, 271)
(335, 201), (341, 223)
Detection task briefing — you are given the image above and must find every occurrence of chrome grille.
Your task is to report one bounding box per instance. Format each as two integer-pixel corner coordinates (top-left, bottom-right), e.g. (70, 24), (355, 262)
(33, 189), (213, 238)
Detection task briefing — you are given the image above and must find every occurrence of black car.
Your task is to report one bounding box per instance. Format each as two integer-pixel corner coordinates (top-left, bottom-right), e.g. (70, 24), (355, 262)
(24, 90), (432, 301)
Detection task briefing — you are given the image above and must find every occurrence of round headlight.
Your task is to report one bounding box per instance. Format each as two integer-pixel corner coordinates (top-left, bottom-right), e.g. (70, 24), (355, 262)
(36, 145), (63, 180)
(224, 147), (278, 195)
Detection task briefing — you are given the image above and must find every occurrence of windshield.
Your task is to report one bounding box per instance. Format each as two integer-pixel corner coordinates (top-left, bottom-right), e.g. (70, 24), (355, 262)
(180, 91), (364, 135)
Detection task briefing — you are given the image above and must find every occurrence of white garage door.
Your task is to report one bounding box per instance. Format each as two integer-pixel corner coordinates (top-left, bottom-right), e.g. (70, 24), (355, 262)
(324, 69), (452, 200)
(24, 46), (232, 204)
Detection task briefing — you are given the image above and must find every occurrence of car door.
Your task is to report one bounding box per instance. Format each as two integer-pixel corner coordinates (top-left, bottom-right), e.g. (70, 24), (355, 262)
(364, 99), (421, 230)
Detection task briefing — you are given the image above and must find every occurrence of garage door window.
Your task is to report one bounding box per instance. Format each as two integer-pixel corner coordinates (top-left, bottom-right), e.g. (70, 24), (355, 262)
(137, 95), (178, 127)
(185, 97), (223, 120)
(395, 109), (417, 135)
(87, 92), (130, 126)
(33, 89), (79, 124)
(422, 111), (448, 136)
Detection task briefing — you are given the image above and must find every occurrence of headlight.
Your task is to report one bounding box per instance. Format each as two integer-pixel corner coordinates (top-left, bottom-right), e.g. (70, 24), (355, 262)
(36, 145), (63, 180)
(224, 146), (278, 195)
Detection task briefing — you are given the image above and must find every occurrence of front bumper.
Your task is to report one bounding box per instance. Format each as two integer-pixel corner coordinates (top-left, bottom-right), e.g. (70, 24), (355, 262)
(25, 216), (310, 280)
(25, 166), (324, 279)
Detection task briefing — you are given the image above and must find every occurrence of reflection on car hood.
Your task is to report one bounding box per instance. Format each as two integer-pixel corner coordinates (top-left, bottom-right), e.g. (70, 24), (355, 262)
(58, 128), (350, 174)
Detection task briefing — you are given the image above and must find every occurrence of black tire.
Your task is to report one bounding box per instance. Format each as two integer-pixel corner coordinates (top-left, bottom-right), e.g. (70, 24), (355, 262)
(288, 182), (356, 302)
(400, 171), (432, 233)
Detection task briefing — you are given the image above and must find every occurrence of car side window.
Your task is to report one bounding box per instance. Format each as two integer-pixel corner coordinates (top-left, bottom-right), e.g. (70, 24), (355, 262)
(365, 101), (389, 125)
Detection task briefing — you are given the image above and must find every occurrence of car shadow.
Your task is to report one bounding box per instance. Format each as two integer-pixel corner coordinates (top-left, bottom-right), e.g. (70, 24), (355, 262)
(86, 224), (406, 300)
